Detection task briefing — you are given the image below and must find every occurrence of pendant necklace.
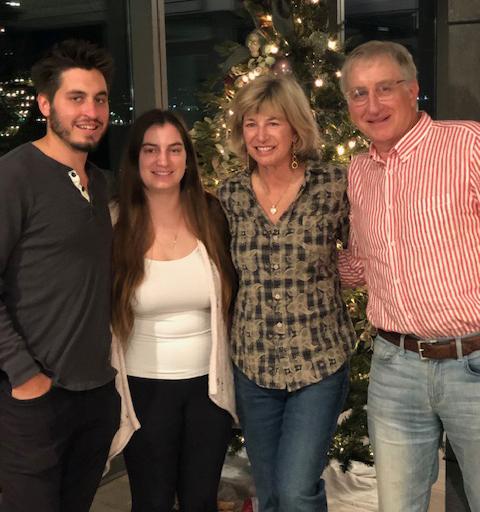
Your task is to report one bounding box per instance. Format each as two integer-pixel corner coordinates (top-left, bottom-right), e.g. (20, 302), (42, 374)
(171, 212), (183, 249)
(269, 191), (288, 215)
(159, 210), (182, 250)
(258, 172), (295, 216)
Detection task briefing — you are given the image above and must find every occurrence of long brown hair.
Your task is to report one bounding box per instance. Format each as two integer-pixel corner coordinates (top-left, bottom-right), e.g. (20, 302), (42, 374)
(112, 109), (236, 343)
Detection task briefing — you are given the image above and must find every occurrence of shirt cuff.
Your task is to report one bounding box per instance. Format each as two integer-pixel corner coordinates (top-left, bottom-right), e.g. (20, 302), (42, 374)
(4, 352), (42, 388)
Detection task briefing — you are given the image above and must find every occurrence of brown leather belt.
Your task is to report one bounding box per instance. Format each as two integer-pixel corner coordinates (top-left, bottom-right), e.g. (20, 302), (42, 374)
(377, 329), (480, 360)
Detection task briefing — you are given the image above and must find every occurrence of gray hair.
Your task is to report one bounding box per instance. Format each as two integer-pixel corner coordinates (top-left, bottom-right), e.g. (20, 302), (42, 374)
(340, 40), (417, 95)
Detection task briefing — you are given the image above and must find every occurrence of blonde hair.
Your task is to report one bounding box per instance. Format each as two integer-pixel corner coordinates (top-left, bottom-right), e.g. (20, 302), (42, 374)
(228, 74), (321, 163)
(340, 40), (417, 94)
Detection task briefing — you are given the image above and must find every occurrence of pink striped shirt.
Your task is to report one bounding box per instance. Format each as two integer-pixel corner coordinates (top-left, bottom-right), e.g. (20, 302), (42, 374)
(338, 112), (480, 338)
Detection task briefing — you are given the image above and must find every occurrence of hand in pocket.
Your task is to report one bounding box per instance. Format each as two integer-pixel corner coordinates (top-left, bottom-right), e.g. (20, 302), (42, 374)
(11, 373), (52, 400)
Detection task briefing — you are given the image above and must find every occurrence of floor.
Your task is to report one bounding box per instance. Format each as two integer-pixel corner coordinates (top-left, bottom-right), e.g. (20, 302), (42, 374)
(91, 452), (446, 512)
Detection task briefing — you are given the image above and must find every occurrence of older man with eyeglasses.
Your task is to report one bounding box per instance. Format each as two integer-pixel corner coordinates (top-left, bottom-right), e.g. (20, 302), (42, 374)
(338, 40), (480, 512)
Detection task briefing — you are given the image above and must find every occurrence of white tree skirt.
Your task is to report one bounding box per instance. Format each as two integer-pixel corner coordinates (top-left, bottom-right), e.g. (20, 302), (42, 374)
(323, 460), (377, 511)
(219, 451), (378, 512)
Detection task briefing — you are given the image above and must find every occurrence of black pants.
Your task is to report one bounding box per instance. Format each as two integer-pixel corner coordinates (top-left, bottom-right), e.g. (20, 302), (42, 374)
(0, 379), (120, 512)
(124, 375), (232, 512)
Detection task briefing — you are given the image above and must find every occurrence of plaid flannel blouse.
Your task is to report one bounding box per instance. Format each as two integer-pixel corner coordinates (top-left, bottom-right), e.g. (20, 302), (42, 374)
(218, 160), (356, 391)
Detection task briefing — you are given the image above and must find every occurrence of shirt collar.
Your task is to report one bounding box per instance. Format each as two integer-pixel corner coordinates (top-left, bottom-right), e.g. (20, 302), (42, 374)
(67, 169), (91, 202)
(369, 111), (433, 164)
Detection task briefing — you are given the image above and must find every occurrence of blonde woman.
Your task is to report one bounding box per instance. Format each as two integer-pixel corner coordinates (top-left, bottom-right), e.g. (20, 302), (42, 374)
(218, 75), (355, 512)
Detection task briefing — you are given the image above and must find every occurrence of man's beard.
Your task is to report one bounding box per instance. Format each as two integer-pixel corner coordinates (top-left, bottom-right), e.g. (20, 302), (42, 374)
(49, 107), (105, 152)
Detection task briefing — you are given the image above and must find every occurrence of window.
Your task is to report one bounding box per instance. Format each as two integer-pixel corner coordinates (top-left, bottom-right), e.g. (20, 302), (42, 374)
(344, 0), (436, 115)
(0, 0), (132, 170)
(164, 0), (253, 127)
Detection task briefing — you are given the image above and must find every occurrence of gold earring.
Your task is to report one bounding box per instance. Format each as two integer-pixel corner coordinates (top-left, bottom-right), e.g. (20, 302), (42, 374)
(291, 149), (298, 170)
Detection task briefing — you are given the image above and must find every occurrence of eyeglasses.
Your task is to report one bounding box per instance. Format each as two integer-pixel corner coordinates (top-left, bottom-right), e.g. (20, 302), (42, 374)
(346, 80), (407, 106)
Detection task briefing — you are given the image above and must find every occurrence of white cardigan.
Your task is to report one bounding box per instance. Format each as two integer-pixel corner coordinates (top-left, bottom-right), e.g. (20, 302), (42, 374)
(107, 239), (237, 469)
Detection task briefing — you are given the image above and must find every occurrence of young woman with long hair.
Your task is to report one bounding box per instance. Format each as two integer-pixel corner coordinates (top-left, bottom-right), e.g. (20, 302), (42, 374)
(112, 109), (237, 512)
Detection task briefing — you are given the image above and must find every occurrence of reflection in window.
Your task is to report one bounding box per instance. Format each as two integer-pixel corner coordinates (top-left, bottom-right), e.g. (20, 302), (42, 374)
(344, 0), (435, 116)
(0, 0), (132, 170)
(165, 0), (253, 128)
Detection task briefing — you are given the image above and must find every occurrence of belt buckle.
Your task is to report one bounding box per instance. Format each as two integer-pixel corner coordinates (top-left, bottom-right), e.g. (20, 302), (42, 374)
(417, 338), (438, 360)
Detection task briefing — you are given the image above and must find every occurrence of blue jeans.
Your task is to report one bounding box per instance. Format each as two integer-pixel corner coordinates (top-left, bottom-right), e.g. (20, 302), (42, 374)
(368, 335), (480, 512)
(234, 364), (349, 512)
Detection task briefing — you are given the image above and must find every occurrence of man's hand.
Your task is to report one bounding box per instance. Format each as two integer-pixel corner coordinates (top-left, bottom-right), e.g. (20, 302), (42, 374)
(11, 373), (52, 400)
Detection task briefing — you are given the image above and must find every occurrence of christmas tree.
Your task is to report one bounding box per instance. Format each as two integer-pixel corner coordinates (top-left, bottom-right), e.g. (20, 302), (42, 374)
(192, 0), (374, 470)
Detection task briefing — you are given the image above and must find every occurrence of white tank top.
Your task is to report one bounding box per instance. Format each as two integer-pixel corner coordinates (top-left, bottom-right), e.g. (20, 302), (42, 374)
(125, 246), (212, 380)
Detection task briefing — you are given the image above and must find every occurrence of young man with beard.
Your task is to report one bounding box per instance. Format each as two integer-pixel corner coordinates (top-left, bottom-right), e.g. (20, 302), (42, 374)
(0, 40), (120, 512)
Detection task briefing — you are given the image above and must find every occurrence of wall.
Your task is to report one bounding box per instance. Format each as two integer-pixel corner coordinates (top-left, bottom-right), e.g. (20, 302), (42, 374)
(436, 0), (480, 120)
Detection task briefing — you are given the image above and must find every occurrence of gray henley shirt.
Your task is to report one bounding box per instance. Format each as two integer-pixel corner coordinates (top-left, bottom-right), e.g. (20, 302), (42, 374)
(0, 143), (115, 390)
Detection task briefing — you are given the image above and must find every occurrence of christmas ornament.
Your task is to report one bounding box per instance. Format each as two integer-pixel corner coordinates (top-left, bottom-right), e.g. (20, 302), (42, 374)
(272, 57), (292, 75)
(246, 29), (265, 58)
